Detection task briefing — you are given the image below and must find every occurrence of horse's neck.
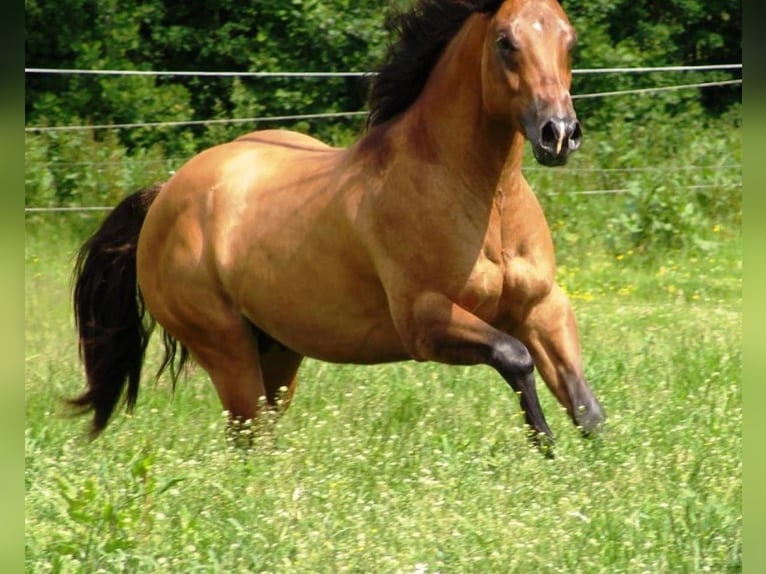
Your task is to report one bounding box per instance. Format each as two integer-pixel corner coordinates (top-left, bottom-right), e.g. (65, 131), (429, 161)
(397, 13), (526, 196)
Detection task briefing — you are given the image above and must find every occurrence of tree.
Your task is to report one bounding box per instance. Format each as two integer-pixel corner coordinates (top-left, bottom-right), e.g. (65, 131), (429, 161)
(25, 0), (741, 182)
(565, 0), (741, 124)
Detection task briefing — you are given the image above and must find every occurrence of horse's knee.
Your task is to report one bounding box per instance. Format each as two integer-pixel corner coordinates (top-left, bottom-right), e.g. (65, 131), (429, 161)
(489, 338), (535, 376)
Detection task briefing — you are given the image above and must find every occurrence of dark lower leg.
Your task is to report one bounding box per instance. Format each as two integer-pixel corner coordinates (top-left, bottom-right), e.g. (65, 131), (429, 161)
(407, 292), (554, 455)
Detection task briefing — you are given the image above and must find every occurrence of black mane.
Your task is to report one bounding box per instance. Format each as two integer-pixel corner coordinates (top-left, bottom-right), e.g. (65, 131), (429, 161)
(367, 0), (504, 127)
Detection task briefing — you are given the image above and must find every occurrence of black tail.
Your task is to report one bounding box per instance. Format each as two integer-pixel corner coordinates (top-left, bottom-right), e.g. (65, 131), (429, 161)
(69, 183), (188, 437)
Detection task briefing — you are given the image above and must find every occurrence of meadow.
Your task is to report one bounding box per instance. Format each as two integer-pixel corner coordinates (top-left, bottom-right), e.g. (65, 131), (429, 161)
(25, 213), (741, 573)
(24, 0), (742, 567)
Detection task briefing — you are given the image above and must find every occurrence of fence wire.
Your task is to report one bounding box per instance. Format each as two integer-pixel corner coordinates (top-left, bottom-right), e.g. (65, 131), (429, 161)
(25, 64), (742, 213)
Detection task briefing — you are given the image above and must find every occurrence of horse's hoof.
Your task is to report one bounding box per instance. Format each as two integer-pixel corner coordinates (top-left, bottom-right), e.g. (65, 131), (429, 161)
(531, 431), (556, 459)
(574, 400), (606, 437)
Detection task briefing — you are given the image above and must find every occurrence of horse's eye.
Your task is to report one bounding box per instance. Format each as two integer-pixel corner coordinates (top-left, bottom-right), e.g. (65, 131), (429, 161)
(496, 34), (517, 59)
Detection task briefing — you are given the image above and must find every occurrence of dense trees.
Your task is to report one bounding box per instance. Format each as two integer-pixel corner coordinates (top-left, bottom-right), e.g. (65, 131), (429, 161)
(567, 0), (740, 122)
(26, 0), (389, 152)
(25, 0), (740, 151)
(25, 0), (741, 248)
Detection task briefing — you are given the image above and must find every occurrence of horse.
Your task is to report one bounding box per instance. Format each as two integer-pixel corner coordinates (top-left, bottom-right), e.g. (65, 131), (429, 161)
(70, 0), (605, 455)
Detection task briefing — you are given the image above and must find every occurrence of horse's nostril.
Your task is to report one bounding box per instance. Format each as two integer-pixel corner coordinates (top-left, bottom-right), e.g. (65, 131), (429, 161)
(539, 118), (581, 154)
(568, 120), (583, 150)
(570, 120), (582, 141)
(540, 121), (558, 149)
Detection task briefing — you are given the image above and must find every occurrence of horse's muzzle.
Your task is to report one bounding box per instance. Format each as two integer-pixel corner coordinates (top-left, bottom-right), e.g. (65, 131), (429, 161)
(532, 117), (582, 167)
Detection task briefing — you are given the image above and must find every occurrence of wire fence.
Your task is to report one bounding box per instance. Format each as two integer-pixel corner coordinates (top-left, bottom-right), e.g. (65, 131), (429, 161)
(24, 64), (742, 133)
(24, 63), (742, 77)
(24, 182), (742, 213)
(24, 63), (742, 213)
(24, 111), (369, 133)
(24, 159), (743, 172)
(23, 77), (742, 133)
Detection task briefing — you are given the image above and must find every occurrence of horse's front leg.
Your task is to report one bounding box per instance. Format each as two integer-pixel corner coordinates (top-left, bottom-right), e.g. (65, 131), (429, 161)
(405, 291), (554, 452)
(516, 283), (606, 435)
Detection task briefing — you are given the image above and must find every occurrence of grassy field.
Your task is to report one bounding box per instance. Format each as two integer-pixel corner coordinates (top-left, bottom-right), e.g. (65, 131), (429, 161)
(25, 223), (741, 573)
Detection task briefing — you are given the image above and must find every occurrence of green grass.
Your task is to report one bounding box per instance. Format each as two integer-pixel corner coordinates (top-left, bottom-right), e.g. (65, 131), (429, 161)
(25, 227), (741, 574)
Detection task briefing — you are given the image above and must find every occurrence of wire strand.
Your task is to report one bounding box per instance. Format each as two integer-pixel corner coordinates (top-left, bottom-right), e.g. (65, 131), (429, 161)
(24, 158), (742, 174)
(24, 79), (742, 133)
(24, 111), (368, 133)
(24, 63), (742, 78)
(24, 183), (742, 213)
(572, 79), (741, 100)
(573, 64), (741, 75)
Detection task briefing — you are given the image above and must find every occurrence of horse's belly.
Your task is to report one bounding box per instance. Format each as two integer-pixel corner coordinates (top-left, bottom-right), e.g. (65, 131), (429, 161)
(240, 288), (408, 364)
(227, 239), (408, 363)
(276, 318), (407, 365)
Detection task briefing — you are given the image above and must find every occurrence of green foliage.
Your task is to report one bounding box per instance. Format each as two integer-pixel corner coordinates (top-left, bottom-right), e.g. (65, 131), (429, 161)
(24, 129), (182, 237)
(565, 0), (741, 124)
(602, 106), (741, 256)
(24, 0), (742, 256)
(23, 6), (743, 568)
(25, 0), (741, 145)
(526, 102), (741, 261)
(25, 0), (387, 154)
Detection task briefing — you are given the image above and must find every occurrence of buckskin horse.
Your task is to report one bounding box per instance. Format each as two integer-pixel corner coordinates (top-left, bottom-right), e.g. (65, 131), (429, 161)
(71, 0), (605, 454)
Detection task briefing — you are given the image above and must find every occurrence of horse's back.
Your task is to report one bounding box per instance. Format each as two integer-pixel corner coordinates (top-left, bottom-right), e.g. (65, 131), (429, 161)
(138, 129), (338, 277)
(234, 129), (335, 150)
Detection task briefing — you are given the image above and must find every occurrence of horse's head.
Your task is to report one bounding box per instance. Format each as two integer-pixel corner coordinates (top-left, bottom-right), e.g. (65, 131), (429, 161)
(482, 0), (581, 166)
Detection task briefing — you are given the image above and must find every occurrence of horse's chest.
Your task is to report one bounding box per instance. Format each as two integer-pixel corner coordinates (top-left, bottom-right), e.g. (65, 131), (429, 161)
(457, 255), (504, 318)
(457, 248), (553, 326)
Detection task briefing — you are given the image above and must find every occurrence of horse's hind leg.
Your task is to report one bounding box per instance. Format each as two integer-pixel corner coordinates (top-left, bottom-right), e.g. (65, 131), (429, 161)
(517, 283), (606, 435)
(171, 314), (270, 432)
(183, 322), (304, 446)
(259, 342), (304, 412)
